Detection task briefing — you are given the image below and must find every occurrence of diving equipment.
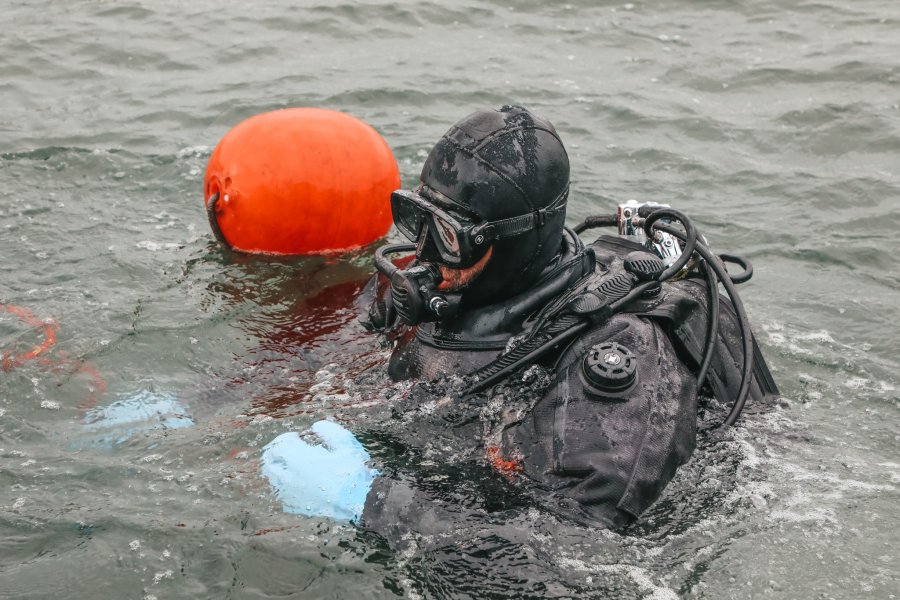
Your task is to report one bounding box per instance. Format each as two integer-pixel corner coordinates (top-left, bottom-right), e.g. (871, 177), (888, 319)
(616, 200), (684, 266)
(384, 228), (595, 381)
(391, 185), (565, 268)
(374, 243), (462, 325)
(466, 204), (778, 428)
(580, 341), (639, 397)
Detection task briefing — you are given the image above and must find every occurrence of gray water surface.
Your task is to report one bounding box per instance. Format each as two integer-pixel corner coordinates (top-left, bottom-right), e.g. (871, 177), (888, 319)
(1, 1), (898, 598)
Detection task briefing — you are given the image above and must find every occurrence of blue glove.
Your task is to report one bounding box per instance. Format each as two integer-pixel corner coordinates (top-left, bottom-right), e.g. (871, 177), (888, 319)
(261, 420), (378, 523)
(79, 389), (194, 448)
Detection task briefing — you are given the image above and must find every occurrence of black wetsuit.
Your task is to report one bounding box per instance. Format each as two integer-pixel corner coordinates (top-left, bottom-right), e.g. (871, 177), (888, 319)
(361, 229), (778, 529)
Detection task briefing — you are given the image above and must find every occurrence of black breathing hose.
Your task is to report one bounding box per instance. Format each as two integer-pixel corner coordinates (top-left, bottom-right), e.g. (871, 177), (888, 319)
(466, 312), (588, 394)
(653, 223), (754, 428)
(374, 243), (415, 278)
(633, 219), (720, 390)
(640, 207), (698, 281)
(719, 253), (753, 284)
(698, 260), (720, 389)
(466, 318), (590, 394)
(572, 214), (618, 234)
(636, 211), (723, 402)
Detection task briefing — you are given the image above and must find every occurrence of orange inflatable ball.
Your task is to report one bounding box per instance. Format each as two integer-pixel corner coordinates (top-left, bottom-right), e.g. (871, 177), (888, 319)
(203, 108), (399, 255)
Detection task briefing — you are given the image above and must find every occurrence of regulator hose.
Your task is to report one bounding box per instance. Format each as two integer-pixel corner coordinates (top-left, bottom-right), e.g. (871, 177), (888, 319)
(653, 223), (754, 428)
(698, 260), (720, 389)
(466, 314), (588, 394)
(640, 206), (698, 281)
(572, 214), (617, 234)
(374, 243), (416, 278)
(719, 253), (753, 284)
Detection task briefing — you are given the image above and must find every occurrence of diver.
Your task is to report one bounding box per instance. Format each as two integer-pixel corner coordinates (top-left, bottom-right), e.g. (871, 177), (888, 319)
(261, 105), (780, 529)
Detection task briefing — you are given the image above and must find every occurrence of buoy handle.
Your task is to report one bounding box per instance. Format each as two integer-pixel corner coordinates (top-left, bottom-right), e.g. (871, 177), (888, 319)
(205, 192), (230, 248)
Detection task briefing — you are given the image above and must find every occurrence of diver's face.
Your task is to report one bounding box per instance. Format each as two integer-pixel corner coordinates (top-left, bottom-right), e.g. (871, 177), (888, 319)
(435, 246), (493, 292)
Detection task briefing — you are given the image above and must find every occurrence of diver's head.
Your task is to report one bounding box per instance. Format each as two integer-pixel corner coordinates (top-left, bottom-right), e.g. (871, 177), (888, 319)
(385, 105), (569, 324)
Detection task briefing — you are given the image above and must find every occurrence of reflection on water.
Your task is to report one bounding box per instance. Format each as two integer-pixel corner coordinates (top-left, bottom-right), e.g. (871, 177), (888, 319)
(198, 252), (383, 418)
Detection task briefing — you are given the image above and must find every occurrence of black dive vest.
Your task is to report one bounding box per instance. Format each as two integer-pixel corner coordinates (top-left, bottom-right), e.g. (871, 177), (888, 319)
(382, 232), (779, 527)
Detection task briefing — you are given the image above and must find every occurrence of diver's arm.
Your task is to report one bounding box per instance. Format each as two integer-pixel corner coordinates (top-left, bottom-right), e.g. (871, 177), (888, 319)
(260, 421), (479, 553)
(260, 421), (522, 548)
(261, 421), (378, 522)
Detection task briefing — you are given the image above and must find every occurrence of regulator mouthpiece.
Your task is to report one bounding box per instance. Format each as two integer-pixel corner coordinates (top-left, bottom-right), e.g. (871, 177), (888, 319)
(374, 243), (462, 326)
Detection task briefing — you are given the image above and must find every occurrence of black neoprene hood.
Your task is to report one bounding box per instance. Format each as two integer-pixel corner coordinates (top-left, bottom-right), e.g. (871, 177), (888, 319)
(419, 105), (570, 307)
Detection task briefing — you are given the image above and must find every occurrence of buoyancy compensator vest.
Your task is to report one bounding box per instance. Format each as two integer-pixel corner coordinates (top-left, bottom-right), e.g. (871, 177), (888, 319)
(461, 205), (779, 427)
(490, 230), (779, 527)
(372, 204), (779, 428)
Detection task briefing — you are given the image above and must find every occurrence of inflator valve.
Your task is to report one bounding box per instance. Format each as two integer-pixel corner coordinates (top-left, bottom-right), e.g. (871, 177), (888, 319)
(581, 341), (638, 397)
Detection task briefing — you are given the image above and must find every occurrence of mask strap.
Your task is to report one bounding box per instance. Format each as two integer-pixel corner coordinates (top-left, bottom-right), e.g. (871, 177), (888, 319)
(477, 185), (569, 240)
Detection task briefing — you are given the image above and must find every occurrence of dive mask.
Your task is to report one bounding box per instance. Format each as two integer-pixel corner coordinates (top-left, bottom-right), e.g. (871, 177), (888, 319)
(390, 185), (568, 268)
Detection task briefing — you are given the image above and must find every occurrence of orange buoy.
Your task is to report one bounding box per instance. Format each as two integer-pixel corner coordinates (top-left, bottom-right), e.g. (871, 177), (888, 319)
(204, 108), (400, 255)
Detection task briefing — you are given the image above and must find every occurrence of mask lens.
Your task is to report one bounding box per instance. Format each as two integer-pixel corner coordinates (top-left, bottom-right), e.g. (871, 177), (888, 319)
(432, 215), (460, 257)
(390, 191), (428, 241)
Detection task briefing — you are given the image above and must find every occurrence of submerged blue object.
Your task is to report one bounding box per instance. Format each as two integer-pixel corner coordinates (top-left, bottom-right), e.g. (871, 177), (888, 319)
(80, 389), (193, 447)
(261, 420), (378, 522)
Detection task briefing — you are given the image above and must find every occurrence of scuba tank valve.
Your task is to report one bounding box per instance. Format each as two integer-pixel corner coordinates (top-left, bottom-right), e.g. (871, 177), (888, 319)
(618, 200), (684, 266)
